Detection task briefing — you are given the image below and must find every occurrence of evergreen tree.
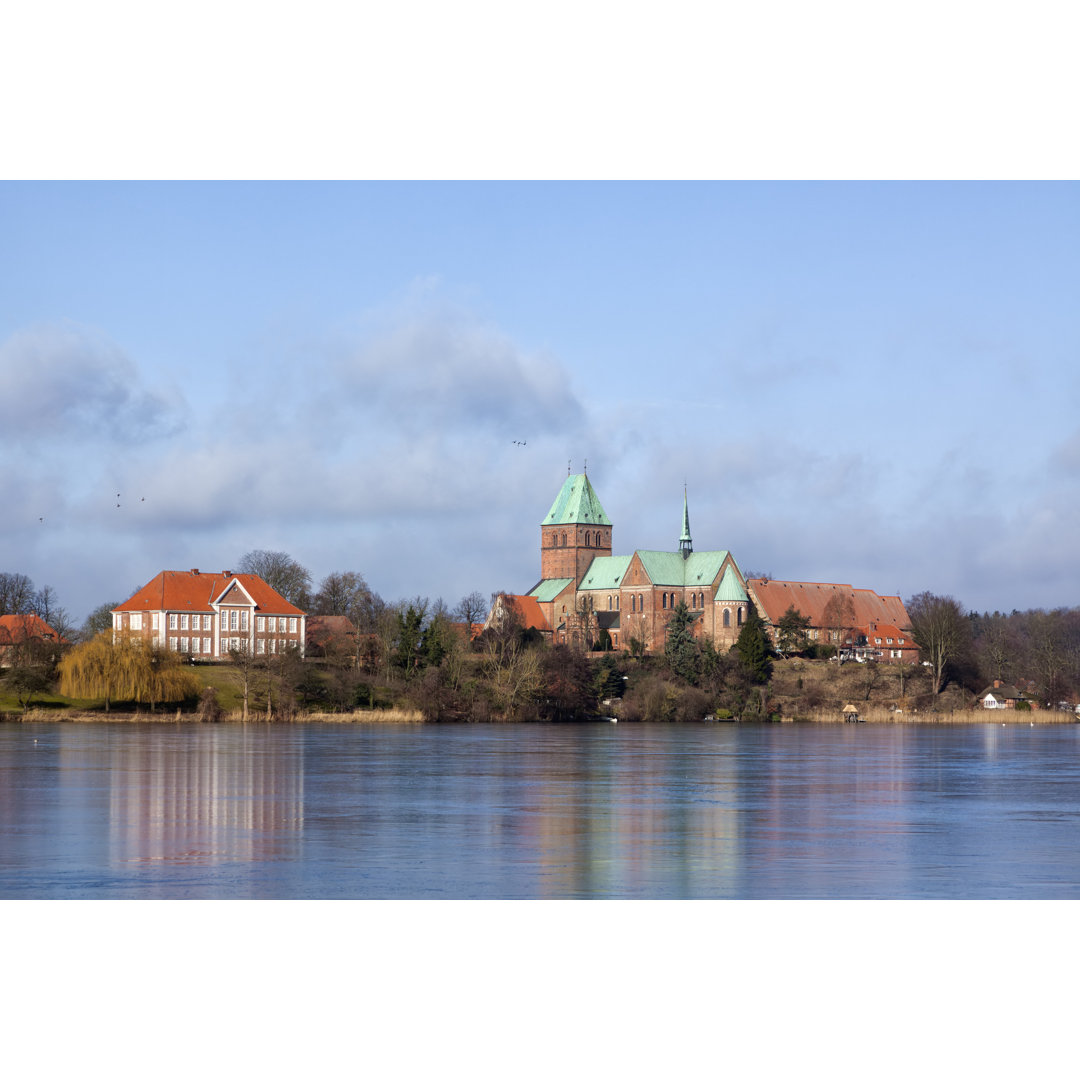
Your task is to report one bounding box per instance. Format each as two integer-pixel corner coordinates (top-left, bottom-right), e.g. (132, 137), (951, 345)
(776, 605), (811, 656)
(664, 600), (700, 684)
(734, 602), (772, 684)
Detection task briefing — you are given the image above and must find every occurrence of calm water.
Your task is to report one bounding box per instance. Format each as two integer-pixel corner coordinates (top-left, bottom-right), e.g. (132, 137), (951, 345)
(2, 720), (1079, 898)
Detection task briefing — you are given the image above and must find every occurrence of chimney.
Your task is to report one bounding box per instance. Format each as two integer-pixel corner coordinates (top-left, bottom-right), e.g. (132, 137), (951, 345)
(190, 568), (200, 575)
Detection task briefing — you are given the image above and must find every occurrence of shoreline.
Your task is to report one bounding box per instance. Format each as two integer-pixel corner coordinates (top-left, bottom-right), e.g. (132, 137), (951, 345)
(3, 708), (1076, 726)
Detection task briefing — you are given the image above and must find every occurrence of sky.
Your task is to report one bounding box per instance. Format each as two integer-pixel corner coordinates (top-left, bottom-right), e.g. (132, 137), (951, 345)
(2, 180), (1078, 624)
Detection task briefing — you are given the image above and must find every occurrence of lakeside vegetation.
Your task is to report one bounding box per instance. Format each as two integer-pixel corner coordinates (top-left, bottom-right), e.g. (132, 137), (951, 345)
(3, 561), (1079, 724)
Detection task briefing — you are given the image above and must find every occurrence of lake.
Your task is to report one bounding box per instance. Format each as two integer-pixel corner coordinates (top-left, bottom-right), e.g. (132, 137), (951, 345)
(3, 720), (1080, 899)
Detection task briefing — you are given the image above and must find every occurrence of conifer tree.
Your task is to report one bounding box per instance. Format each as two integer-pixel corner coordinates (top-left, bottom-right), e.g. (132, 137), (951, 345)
(664, 600), (700, 684)
(734, 602), (772, 684)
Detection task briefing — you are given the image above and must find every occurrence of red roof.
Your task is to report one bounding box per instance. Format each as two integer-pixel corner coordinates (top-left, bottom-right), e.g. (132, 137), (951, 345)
(0, 613), (66, 644)
(305, 615), (356, 649)
(747, 579), (910, 630)
(114, 570), (304, 616)
(508, 595), (551, 633)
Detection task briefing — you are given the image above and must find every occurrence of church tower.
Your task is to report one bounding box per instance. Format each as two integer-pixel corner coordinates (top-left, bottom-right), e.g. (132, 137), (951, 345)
(540, 471), (612, 583)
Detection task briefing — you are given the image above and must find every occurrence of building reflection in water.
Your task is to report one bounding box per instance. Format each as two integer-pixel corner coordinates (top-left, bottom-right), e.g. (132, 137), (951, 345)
(521, 727), (742, 898)
(90, 727), (305, 868)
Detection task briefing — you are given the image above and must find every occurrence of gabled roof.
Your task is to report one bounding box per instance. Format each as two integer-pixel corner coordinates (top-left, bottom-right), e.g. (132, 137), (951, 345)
(542, 473), (611, 527)
(114, 570), (304, 616)
(747, 579), (909, 630)
(507, 595), (552, 633)
(714, 565), (748, 603)
(977, 684), (1029, 702)
(0, 613), (66, 644)
(529, 578), (575, 602)
(634, 549), (731, 588)
(578, 555), (633, 591)
(865, 623), (913, 645)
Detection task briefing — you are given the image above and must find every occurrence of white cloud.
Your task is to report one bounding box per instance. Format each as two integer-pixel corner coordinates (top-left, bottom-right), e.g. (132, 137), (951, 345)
(0, 322), (187, 440)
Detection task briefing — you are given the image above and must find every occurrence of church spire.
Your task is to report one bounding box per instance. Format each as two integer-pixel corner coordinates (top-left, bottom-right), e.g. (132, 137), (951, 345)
(679, 485), (693, 559)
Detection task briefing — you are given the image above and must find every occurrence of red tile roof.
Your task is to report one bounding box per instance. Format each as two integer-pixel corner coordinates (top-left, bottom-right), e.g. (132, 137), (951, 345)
(114, 570), (304, 616)
(305, 615), (356, 649)
(0, 613), (66, 644)
(507, 595), (552, 633)
(747, 579), (910, 630)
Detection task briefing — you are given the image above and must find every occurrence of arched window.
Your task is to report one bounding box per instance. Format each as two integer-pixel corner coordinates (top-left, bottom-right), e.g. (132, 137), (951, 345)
(615, 595), (619, 610)
(662, 594), (667, 610)
(638, 594), (644, 610)
(738, 607), (744, 626)
(700, 592), (705, 608)
(690, 594), (696, 610)
(631, 595), (636, 612)
(723, 608), (730, 628)
(561, 532), (567, 547)
(608, 595), (612, 610)
(585, 533), (591, 547)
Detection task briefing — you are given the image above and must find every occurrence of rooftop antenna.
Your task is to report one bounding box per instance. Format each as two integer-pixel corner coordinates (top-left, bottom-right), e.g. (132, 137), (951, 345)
(583, 458), (588, 475)
(568, 459), (572, 475)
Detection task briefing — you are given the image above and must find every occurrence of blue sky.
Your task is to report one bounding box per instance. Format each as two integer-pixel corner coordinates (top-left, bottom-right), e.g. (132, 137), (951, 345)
(2, 181), (1078, 623)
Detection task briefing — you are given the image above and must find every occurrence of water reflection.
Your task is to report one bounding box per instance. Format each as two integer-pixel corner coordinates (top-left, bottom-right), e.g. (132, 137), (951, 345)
(83, 727), (305, 867)
(3, 721), (1080, 898)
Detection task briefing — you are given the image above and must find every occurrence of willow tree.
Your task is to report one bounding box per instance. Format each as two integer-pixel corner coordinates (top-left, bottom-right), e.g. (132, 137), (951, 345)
(59, 632), (198, 711)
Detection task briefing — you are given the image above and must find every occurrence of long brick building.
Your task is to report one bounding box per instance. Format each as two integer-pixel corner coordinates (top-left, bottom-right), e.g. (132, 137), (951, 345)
(112, 569), (306, 659)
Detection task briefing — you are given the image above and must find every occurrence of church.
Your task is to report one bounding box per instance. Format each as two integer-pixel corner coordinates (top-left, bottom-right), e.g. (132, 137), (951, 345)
(492, 470), (912, 658)
(503, 471), (750, 652)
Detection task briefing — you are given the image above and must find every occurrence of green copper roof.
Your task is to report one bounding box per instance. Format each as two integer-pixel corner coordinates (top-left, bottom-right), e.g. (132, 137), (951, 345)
(542, 473), (611, 527)
(578, 555), (633, 591)
(714, 565), (748, 602)
(635, 549), (730, 588)
(529, 578), (574, 602)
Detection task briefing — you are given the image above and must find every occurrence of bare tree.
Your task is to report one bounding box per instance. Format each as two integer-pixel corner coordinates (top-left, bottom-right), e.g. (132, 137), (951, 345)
(453, 590), (487, 628)
(80, 601), (120, 641)
(907, 592), (969, 695)
(822, 592), (857, 664)
(0, 572), (35, 615)
(312, 571), (373, 622)
(237, 550), (312, 608)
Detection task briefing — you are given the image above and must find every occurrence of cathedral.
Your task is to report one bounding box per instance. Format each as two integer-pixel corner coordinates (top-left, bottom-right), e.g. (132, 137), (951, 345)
(492, 470), (913, 659)
(515, 471), (750, 652)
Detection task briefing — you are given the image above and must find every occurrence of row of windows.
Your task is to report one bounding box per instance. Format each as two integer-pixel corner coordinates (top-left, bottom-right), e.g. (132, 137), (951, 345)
(166, 636), (294, 655)
(121, 611), (299, 633)
(547, 531), (609, 548)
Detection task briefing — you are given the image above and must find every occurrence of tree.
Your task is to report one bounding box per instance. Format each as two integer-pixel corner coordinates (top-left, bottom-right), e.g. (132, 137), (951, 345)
(394, 600), (428, 678)
(58, 632), (198, 711)
(664, 600), (699, 683)
(80, 601), (120, 641)
(453, 590), (488, 629)
(907, 592), (970, 696)
(776, 605), (811, 657)
(734, 602), (772, 684)
(237, 550), (312, 607)
(482, 635), (542, 719)
(575, 594), (597, 650)
(311, 571), (373, 624)
(539, 645), (595, 721)
(0, 572), (35, 615)
(822, 592), (857, 663)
